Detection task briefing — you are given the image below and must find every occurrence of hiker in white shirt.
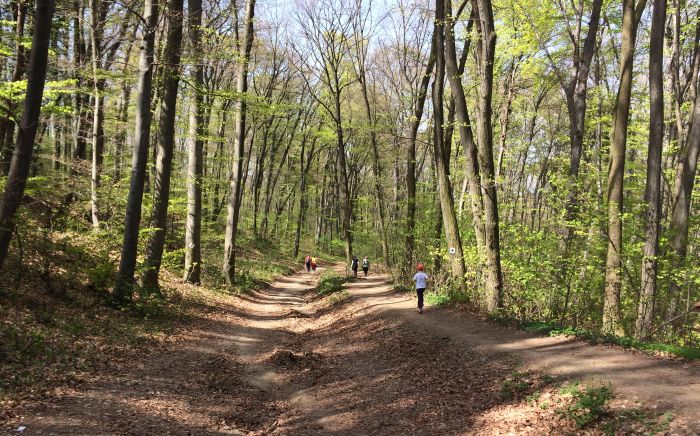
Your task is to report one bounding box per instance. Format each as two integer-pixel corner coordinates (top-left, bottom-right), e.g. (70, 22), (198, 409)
(412, 263), (428, 314)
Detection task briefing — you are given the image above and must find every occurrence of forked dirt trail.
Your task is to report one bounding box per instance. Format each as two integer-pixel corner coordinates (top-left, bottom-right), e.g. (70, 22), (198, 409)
(12, 265), (700, 434)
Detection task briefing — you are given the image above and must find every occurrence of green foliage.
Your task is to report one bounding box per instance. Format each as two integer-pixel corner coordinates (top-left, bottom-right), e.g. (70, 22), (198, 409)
(499, 371), (532, 400)
(556, 382), (613, 428)
(316, 270), (348, 295)
(425, 292), (451, 307)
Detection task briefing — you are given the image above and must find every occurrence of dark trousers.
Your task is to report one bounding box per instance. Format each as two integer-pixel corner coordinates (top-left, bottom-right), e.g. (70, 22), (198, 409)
(416, 288), (425, 309)
(305, 262), (311, 272)
(363, 267), (368, 276)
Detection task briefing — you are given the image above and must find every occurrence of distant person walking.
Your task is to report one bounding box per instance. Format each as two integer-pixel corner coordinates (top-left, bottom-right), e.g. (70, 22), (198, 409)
(311, 256), (317, 271)
(412, 263), (428, 314)
(351, 256), (359, 277)
(362, 256), (370, 277)
(304, 255), (311, 272)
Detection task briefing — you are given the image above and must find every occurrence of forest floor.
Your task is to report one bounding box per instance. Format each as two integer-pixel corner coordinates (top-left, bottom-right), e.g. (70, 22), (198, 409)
(5, 264), (700, 435)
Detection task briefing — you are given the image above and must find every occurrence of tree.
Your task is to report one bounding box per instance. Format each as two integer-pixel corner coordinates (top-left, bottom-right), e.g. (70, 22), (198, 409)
(114, 0), (159, 302)
(472, 0), (503, 312)
(634, 0), (665, 340)
(141, 0), (184, 289)
(0, 0), (56, 268)
(0, 0), (28, 175)
(183, 0), (204, 284)
(444, 5), (485, 248)
(666, 14), (700, 324)
(223, 0), (256, 285)
(432, 0), (467, 288)
(292, 0), (357, 266)
(603, 0), (645, 336)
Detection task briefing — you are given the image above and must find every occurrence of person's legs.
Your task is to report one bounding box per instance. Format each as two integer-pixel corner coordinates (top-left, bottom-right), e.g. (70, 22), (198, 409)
(417, 288), (424, 312)
(363, 267), (368, 276)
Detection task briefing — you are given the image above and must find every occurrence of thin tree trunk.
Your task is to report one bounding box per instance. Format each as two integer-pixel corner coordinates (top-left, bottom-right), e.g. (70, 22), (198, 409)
(0, 0), (28, 175)
(405, 37), (435, 278)
(0, 0), (56, 269)
(635, 0), (665, 340)
(89, 0), (107, 228)
(357, 65), (390, 264)
(114, 0), (159, 302)
(433, 0), (466, 288)
(603, 0), (644, 335)
(444, 6), (485, 248)
(223, 0), (256, 285)
(141, 0), (183, 289)
(184, 0), (205, 284)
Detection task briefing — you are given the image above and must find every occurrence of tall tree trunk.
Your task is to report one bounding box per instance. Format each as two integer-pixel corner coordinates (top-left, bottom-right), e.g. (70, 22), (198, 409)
(561, 0), (603, 241)
(332, 81), (353, 265)
(603, 0), (644, 335)
(432, 0), (466, 288)
(72, 0), (88, 162)
(358, 71), (390, 265)
(89, 0), (107, 228)
(223, 0), (256, 285)
(184, 0), (205, 284)
(635, 0), (665, 340)
(667, 56), (700, 322)
(0, 0), (56, 269)
(472, 0), (504, 312)
(0, 0), (28, 175)
(444, 6), (485, 248)
(405, 38), (436, 278)
(141, 0), (183, 289)
(114, 0), (159, 302)
(293, 134), (316, 258)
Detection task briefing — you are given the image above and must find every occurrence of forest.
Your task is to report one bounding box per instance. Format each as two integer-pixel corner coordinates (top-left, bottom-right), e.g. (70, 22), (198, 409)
(1, 0), (700, 414)
(2, 0), (700, 432)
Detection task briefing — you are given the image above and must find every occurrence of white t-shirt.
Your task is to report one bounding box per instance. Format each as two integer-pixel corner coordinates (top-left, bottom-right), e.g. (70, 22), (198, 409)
(413, 272), (428, 289)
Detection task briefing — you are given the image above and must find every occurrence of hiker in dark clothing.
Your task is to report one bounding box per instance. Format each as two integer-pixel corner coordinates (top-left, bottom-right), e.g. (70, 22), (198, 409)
(304, 255), (311, 272)
(362, 256), (369, 277)
(351, 256), (359, 277)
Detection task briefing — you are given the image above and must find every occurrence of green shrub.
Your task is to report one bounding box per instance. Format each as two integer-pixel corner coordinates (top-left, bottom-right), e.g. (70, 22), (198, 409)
(499, 371), (531, 399)
(316, 270), (347, 295)
(557, 382), (613, 428)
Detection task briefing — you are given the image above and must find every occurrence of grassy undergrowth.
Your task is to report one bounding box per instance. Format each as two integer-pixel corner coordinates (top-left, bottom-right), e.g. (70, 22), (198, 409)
(315, 270), (349, 295)
(497, 371), (675, 433)
(495, 318), (700, 360)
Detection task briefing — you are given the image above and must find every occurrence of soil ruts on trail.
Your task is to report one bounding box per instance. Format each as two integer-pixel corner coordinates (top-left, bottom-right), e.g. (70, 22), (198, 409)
(9, 266), (699, 434)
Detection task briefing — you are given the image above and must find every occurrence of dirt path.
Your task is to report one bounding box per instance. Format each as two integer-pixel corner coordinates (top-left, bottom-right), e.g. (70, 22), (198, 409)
(10, 266), (700, 434)
(339, 269), (700, 432)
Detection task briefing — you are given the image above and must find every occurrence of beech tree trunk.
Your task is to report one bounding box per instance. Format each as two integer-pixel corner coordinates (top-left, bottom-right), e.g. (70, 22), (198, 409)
(444, 6), (485, 248)
(472, 0), (504, 312)
(114, 0), (159, 302)
(603, 0), (644, 335)
(405, 38), (435, 278)
(223, 0), (256, 285)
(184, 0), (204, 284)
(0, 0), (28, 175)
(141, 0), (183, 290)
(0, 0), (56, 269)
(635, 0), (665, 340)
(432, 0), (466, 289)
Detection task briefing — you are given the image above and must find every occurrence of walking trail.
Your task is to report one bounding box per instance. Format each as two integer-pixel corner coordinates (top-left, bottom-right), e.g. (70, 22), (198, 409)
(11, 265), (700, 434)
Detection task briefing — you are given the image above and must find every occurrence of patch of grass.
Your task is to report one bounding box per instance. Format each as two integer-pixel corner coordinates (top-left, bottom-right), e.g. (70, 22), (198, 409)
(425, 292), (451, 307)
(316, 270), (348, 295)
(499, 370), (532, 400)
(491, 317), (700, 360)
(556, 382), (613, 428)
(328, 290), (350, 304)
